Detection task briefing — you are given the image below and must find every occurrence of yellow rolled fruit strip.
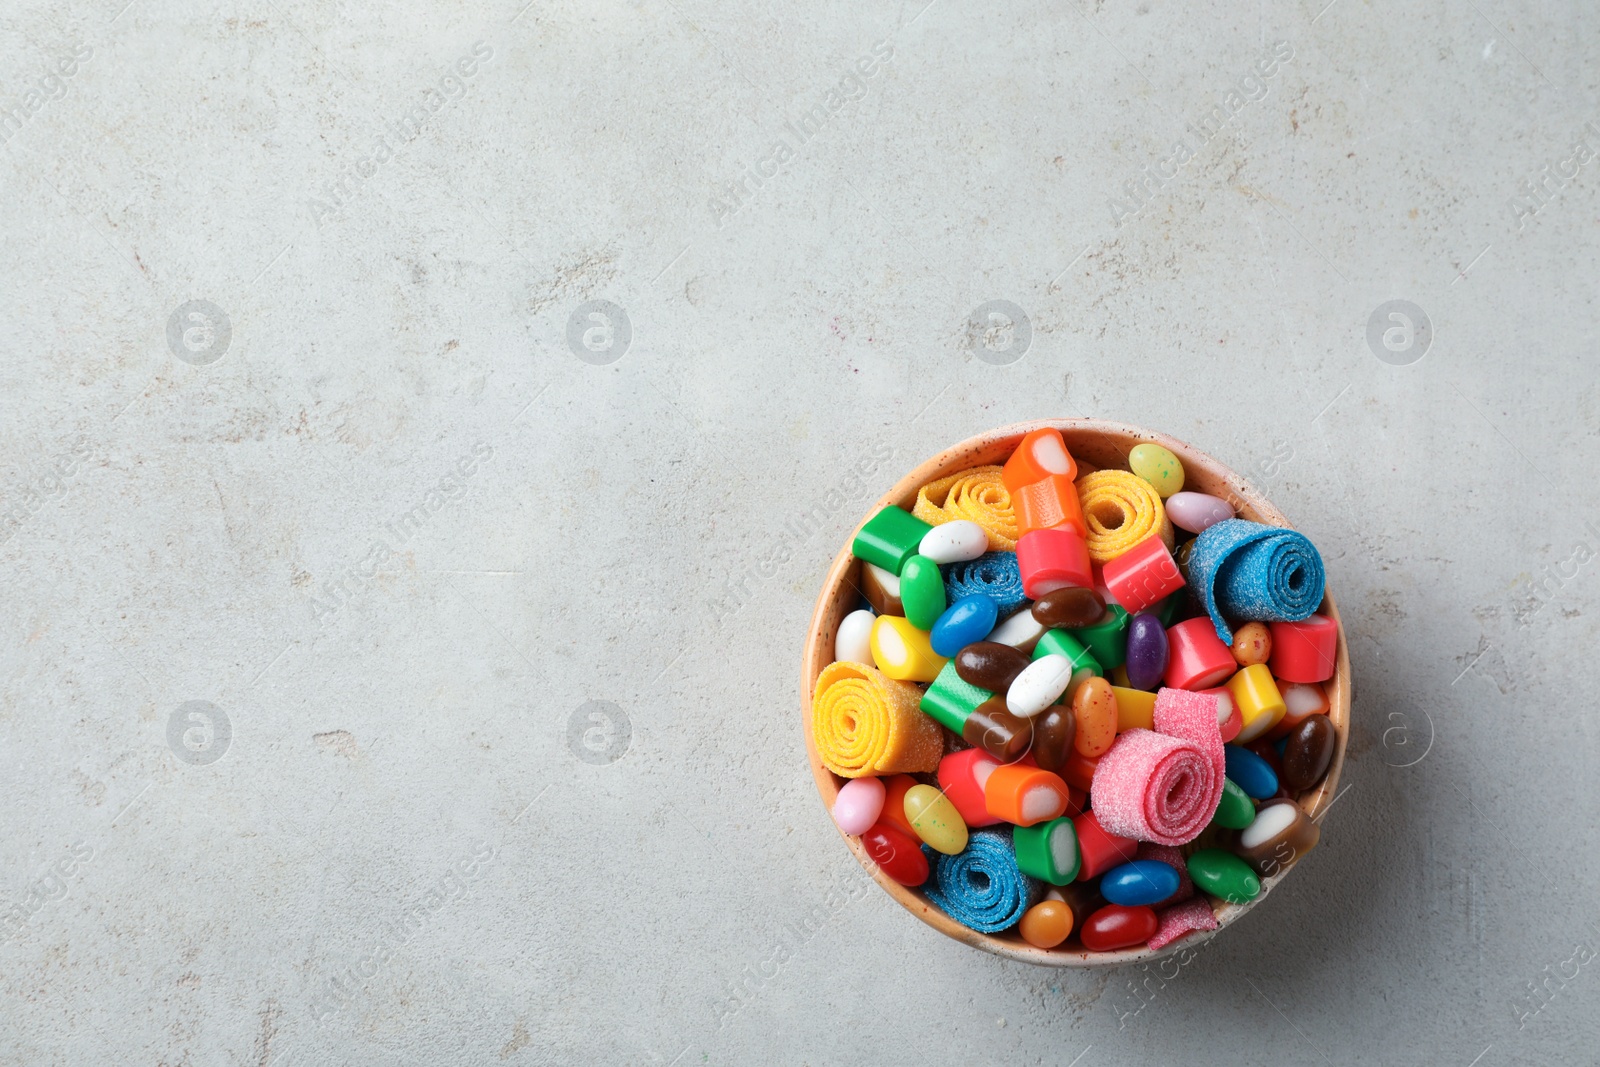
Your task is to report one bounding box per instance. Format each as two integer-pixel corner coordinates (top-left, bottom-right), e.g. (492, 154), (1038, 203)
(811, 661), (944, 779)
(1075, 469), (1175, 564)
(912, 465), (1019, 551)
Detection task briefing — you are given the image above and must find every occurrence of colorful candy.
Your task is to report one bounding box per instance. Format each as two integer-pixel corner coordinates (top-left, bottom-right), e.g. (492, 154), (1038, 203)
(1210, 777), (1256, 829)
(1079, 904), (1159, 951)
(1229, 621), (1272, 667)
(984, 764), (1072, 826)
(1031, 586), (1106, 629)
(1235, 799), (1320, 876)
(861, 822), (929, 886)
(914, 467), (1019, 551)
(812, 662), (944, 777)
(1101, 535), (1185, 613)
(904, 784), (969, 855)
(1018, 900), (1074, 948)
(1146, 897), (1218, 950)
(1127, 443), (1184, 498)
(923, 830), (1038, 932)
(945, 552), (1028, 615)
(1185, 849), (1260, 904)
(1165, 491), (1233, 533)
(859, 561), (904, 616)
(1013, 815), (1081, 884)
(1227, 663), (1286, 743)
(986, 607), (1047, 652)
(878, 775), (920, 839)
(1016, 528), (1093, 599)
(938, 748), (1004, 828)
(1163, 617), (1237, 690)
(1223, 745), (1279, 799)
(852, 506), (933, 575)
(869, 615), (947, 683)
(920, 660), (992, 733)
(954, 641), (1031, 693)
(1280, 715), (1336, 791)
(1187, 519), (1326, 644)
(835, 608), (876, 665)
(1069, 604), (1129, 669)
(1072, 811), (1138, 881)
(919, 519), (989, 564)
(1110, 685), (1157, 732)
(1269, 615), (1338, 683)
(832, 777), (885, 835)
(930, 594), (999, 657)
(1271, 681), (1329, 741)
(899, 554), (947, 631)
(1002, 428), (1077, 492)
(1014, 475), (1087, 537)
(1089, 689), (1224, 846)
(1030, 704), (1077, 774)
(962, 697), (1033, 762)
(1075, 469), (1173, 564)
(1135, 842), (1194, 905)
(1123, 612), (1169, 691)
(1005, 654), (1076, 718)
(1070, 677), (1118, 757)
(1100, 860), (1181, 907)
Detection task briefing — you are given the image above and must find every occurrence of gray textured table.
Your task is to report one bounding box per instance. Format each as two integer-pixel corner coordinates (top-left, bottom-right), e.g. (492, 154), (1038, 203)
(2, 1), (1596, 1064)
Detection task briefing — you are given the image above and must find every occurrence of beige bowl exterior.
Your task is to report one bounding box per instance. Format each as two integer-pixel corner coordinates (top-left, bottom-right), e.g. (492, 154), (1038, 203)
(800, 419), (1352, 967)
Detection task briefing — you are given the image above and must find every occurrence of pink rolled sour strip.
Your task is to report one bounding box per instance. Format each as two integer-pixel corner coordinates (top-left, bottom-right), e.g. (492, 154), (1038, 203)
(1148, 897), (1219, 951)
(1089, 689), (1225, 846)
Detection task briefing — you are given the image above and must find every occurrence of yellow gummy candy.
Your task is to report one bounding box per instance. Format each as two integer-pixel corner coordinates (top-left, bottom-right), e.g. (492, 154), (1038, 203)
(1075, 469), (1175, 564)
(811, 660), (944, 779)
(868, 615), (948, 683)
(913, 465), (1019, 551)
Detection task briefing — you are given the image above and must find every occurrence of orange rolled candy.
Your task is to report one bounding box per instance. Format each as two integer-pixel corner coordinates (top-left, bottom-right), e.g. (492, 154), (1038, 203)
(1013, 474), (1087, 537)
(811, 661), (944, 778)
(1003, 428), (1078, 493)
(913, 466), (1019, 551)
(983, 764), (1073, 826)
(1075, 469), (1174, 564)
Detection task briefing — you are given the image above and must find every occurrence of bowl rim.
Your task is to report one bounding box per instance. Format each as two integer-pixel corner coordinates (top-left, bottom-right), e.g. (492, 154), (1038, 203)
(799, 418), (1351, 968)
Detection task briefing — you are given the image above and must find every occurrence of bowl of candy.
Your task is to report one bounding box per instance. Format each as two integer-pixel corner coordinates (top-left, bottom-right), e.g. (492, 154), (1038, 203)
(801, 420), (1350, 965)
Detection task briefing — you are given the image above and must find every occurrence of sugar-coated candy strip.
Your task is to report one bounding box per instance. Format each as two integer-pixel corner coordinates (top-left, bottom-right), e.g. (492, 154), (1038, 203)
(1186, 519), (1326, 645)
(923, 829), (1040, 933)
(1090, 687), (1224, 846)
(944, 551), (1028, 615)
(1075, 470), (1174, 564)
(811, 661), (944, 778)
(1146, 897), (1219, 951)
(913, 466), (1020, 551)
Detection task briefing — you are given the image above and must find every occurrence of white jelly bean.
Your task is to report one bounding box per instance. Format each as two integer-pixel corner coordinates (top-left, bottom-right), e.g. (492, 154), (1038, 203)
(1240, 801), (1300, 849)
(1166, 491), (1235, 534)
(988, 609), (1047, 653)
(919, 520), (989, 564)
(835, 609), (876, 665)
(1006, 654), (1075, 718)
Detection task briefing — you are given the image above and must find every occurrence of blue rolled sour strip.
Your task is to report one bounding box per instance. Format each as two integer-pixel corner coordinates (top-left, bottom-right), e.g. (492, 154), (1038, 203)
(1187, 519), (1326, 644)
(923, 830), (1040, 934)
(944, 552), (1028, 616)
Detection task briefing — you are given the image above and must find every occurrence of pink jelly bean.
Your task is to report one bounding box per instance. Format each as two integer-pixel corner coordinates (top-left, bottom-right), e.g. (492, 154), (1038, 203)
(832, 777), (886, 835)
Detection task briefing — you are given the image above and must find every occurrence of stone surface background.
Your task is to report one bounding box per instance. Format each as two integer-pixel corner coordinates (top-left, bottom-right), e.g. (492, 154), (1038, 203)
(1, 1), (1596, 1064)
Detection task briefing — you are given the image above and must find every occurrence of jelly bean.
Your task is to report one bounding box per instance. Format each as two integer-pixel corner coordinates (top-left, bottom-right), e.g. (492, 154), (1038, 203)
(1280, 715), (1336, 792)
(1031, 704), (1077, 774)
(1123, 612), (1169, 691)
(983, 764), (1071, 826)
(1014, 475), (1087, 537)
(1099, 860), (1181, 907)
(904, 783), (969, 855)
(832, 777), (885, 835)
(1185, 849), (1259, 904)
(899, 554), (946, 631)
(1013, 815), (1080, 884)
(1080, 904), (1159, 951)
(1002, 428), (1077, 492)
(955, 641), (1031, 693)
(834, 608), (876, 666)
(879, 775), (920, 838)
(1016, 528), (1093, 599)
(860, 561), (904, 617)
(1101, 536), (1185, 613)
(1072, 811), (1138, 881)
(1227, 663), (1286, 742)
(1128, 443), (1184, 498)
(1269, 615), (1338, 683)
(1061, 750), (1099, 793)
(987, 607), (1047, 653)
(860, 822), (929, 887)
(930, 594), (999, 657)
(1230, 621), (1272, 667)
(1235, 799), (1320, 876)
(1110, 685), (1156, 732)
(1163, 617), (1237, 690)
(962, 697), (1034, 763)
(1165, 490), (1234, 533)
(1006, 654), (1076, 718)
(1069, 604), (1129, 669)
(1070, 677), (1118, 757)
(1210, 777), (1256, 830)
(1224, 745), (1279, 799)
(869, 615), (947, 682)
(938, 748), (1005, 828)
(1032, 587), (1106, 630)
(853, 506), (935, 575)
(1019, 900), (1074, 948)
(918, 519), (989, 564)
(1268, 681), (1330, 741)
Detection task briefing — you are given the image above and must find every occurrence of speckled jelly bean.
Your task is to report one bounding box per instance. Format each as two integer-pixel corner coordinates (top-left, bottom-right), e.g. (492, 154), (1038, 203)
(904, 784), (969, 855)
(1127, 443), (1184, 498)
(1230, 621), (1272, 667)
(1123, 611), (1169, 691)
(1099, 860), (1181, 907)
(1224, 745), (1279, 799)
(930, 594), (999, 657)
(919, 519), (989, 564)
(1070, 676), (1118, 758)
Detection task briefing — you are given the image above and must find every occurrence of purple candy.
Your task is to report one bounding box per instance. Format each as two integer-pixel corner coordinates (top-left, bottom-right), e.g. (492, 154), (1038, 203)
(1124, 611), (1169, 691)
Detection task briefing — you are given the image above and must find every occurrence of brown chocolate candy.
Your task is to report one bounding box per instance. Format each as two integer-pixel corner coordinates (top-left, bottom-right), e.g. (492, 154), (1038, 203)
(1281, 715), (1336, 792)
(1031, 586), (1107, 630)
(962, 696), (1033, 763)
(1031, 704), (1077, 774)
(954, 641), (1032, 693)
